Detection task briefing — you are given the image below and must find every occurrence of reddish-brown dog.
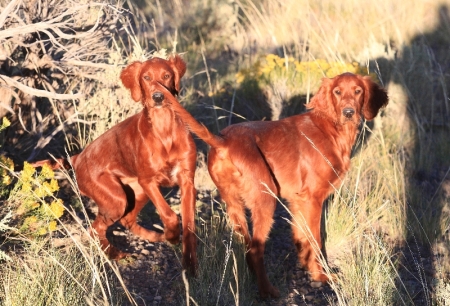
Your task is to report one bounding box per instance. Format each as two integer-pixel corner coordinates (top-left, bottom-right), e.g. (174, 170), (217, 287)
(32, 55), (198, 274)
(159, 72), (388, 297)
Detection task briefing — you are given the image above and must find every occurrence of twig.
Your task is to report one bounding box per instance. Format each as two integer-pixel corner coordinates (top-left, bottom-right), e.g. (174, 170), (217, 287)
(0, 0), (21, 29)
(0, 74), (82, 100)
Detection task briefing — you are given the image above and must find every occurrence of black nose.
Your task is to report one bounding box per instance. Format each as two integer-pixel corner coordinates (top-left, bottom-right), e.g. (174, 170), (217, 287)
(152, 92), (164, 103)
(343, 108), (355, 118)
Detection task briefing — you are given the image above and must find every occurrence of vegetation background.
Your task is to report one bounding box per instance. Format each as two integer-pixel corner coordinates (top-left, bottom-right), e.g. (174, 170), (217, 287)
(0, 0), (449, 305)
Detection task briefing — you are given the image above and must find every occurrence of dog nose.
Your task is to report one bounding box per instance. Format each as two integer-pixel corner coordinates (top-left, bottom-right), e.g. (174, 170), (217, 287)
(343, 108), (355, 118)
(152, 92), (164, 103)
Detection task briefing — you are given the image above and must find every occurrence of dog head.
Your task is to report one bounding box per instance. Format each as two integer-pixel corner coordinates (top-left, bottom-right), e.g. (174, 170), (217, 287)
(307, 72), (388, 125)
(120, 55), (187, 108)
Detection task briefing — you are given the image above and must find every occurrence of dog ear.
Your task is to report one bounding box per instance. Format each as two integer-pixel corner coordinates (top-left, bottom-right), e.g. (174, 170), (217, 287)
(360, 76), (389, 120)
(120, 62), (143, 102)
(306, 77), (336, 118)
(168, 55), (187, 94)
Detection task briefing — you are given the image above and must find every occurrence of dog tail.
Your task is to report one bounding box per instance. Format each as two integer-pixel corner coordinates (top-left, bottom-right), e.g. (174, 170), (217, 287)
(29, 157), (73, 170)
(167, 93), (224, 149)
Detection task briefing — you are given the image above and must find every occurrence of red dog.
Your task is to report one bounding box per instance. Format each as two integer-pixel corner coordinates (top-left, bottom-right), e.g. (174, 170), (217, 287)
(159, 72), (388, 297)
(32, 55), (198, 274)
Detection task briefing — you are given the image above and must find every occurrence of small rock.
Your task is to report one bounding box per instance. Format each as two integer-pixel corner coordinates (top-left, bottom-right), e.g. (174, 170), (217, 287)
(141, 249), (150, 255)
(304, 295), (314, 301)
(298, 287), (309, 295)
(310, 281), (323, 288)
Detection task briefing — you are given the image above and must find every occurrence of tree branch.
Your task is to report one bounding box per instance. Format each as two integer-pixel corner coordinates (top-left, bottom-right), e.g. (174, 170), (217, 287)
(0, 74), (82, 100)
(0, 0), (21, 29)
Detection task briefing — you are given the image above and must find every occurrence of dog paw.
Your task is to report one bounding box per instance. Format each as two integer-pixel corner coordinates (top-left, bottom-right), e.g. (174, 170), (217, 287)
(310, 271), (335, 284)
(106, 246), (129, 260)
(164, 231), (181, 244)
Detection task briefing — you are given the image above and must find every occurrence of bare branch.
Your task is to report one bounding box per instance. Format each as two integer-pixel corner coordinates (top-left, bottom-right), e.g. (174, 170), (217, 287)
(0, 0), (22, 29)
(0, 3), (108, 40)
(61, 59), (115, 70)
(0, 74), (82, 100)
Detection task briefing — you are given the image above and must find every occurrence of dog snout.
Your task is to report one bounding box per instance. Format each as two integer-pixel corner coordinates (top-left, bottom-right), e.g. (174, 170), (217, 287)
(342, 107), (355, 118)
(152, 92), (164, 104)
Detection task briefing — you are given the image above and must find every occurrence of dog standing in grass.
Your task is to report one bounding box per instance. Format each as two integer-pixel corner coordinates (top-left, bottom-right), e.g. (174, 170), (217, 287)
(158, 73), (388, 297)
(31, 55), (198, 275)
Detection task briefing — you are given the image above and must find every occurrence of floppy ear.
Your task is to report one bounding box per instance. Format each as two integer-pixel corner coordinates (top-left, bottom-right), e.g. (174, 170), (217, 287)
(167, 55), (187, 94)
(307, 77), (336, 118)
(361, 76), (389, 120)
(120, 62), (143, 102)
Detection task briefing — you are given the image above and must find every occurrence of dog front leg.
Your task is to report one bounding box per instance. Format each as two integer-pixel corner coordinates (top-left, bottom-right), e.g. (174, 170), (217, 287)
(140, 180), (181, 244)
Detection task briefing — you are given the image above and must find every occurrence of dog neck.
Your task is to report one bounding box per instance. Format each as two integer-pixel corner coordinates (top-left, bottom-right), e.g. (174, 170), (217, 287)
(313, 112), (360, 172)
(144, 107), (176, 153)
(338, 122), (359, 161)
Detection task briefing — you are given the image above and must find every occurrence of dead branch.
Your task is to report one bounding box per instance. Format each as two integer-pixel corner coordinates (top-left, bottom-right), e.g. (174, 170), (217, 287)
(0, 0), (21, 29)
(0, 74), (82, 100)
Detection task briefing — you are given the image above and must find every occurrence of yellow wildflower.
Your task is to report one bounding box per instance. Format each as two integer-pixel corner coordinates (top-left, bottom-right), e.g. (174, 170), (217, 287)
(38, 227), (47, 235)
(34, 184), (48, 198)
(24, 215), (38, 226)
(21, 182), (32, 193)
(21, 162), (35, 183)
(49, 179), (59, 193)
(2, 174), (11, 186)
(40, 164), (54, 180)
(48, 220), (58, 232)
(50, 199), (65, 218)
(0, 155), (14, 171)
(235, 72), (245, 84)
(1, 117), (10, 129)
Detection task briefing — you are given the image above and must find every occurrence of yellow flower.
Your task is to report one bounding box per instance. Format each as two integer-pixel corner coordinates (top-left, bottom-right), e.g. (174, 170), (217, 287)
(21, 182), (32, 193)
(24, 215), (38, 226)
(38, 227), (47, 235)
(260, 66), (273, 75)
(235, 72), (245, 84)
(21, 162), (35, 183)
(50, 199), (65, 218)
(48, 220), (58, 232)
(1, 117), (10, 129)
(40, 164), (54, 179)
(274, 56), (282, 66)
(0, 155), (14, 171)
(34, 184), (48, 198)
(49, 179), (59, 193)
(2, 174), (11, 186)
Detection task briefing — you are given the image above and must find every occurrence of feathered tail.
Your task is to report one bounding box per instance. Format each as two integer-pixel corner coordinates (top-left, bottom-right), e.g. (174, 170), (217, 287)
(164, 88), (224, 149)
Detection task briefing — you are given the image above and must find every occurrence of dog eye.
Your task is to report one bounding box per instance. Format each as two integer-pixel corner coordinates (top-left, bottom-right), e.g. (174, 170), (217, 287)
(144, 76), (150, 80)
(334, 89), (341, 95)
(164, 74), (170, 79)
(355, 89), (361, 94)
